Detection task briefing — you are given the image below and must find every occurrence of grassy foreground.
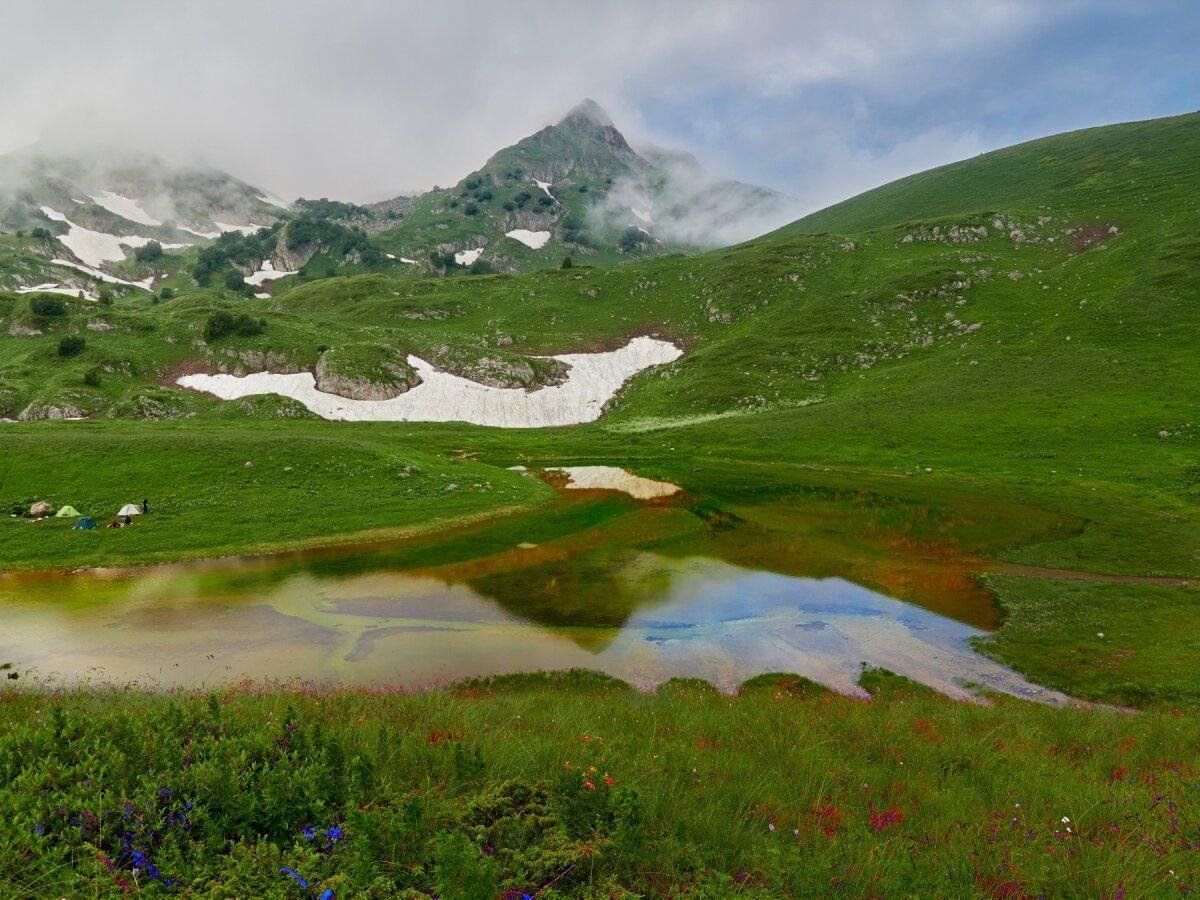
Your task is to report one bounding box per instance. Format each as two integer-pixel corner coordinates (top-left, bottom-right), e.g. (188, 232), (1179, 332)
(2, 671), (1196, 898)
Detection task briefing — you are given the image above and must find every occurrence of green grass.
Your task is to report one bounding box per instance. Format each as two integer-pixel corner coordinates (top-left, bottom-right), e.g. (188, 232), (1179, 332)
(2, 109), (1200, 894)
(1, 672), (1195, 897)
(0, 421), (551, 568)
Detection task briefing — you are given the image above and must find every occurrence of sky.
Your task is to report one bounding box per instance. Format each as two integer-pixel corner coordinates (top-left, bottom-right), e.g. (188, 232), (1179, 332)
(4, 1), (1198, 213)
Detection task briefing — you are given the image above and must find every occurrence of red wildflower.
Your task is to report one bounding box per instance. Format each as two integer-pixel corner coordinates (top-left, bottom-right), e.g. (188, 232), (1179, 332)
(583, 780), (596, 790)
(604, 773), (616, 787)
(812, 805), (844, 837)
(869, 805), (904, 833)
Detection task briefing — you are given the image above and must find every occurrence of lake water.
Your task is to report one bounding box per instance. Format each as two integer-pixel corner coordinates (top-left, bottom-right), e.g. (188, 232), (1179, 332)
(0, 527), (1065, 703)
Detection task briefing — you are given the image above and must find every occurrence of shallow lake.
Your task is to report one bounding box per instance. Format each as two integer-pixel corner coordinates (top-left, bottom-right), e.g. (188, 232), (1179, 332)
(0, 504), (1064, 703)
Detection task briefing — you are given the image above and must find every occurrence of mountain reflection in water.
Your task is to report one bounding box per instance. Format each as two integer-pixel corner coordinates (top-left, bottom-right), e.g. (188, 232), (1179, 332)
(0, 547), (1064, 703)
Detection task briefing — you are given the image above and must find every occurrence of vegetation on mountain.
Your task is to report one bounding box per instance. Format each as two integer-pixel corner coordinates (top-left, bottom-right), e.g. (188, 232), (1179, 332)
(1, 109), (1199, 895)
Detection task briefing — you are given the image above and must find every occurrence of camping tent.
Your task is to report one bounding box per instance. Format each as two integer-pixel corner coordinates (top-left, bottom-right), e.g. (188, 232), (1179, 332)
(117, 504), (142, 517)
(55, 505), (81, 518)
(74, 517), (97, 531)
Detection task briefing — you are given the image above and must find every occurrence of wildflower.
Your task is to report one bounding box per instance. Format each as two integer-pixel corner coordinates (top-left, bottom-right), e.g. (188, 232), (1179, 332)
(318, 891), (336, 900)
(583, 780), (596, 790)
(869, 806), (905, 833)
(33, 822), (45, 836)
(132, 849), (149, 870)
(768, 823), (775, 832)
(1061, 816), (1070, 824)
(301, 824), (316, 841)
(326, 824), (344, 843)
(604, 773), (615, 787)
(280, 867), (310, 889)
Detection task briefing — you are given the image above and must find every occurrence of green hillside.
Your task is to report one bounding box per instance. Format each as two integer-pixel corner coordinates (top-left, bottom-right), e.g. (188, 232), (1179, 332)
(776, 110), (1200, 235)
(3, 109), (1200, 896)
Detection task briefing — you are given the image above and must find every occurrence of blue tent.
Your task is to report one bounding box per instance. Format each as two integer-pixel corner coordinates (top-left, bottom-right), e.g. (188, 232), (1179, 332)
(74, 517), (97, 531)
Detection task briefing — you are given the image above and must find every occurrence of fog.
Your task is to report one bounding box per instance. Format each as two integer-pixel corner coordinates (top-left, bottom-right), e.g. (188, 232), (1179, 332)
(3, 1), (1194, 223)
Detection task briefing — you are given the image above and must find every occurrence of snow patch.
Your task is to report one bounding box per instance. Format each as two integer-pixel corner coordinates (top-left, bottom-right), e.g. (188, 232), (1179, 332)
(244, 260), (297, 286)
(16, 283), (97, 302)
(51, 259), (153, 291)
(88, 191), (161, 227)
(505, 229), (551, 250)
(256, 194), (290, 210)
(533, 179), (554, 198)
(548, 466), (681, 499)
(178, 225), (221, 240)
(178, 336), (683, 427)
(254, 292), (271, 299)
(454, 247), (484, 266)
(41, 206), (145, 267)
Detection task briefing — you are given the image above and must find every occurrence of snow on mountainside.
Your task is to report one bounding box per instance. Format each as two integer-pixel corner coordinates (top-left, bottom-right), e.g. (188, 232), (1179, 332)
(365, 99), (800, 273)
(0, 147), (287, 290)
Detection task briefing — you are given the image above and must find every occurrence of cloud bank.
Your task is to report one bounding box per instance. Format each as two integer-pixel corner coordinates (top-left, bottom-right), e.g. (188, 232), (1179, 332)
(3, 1), (1196, 217)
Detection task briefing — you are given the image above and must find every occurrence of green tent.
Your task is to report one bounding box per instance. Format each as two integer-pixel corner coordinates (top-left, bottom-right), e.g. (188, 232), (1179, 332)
(56, 505), (82, 518)
(74, 517), (97, 531)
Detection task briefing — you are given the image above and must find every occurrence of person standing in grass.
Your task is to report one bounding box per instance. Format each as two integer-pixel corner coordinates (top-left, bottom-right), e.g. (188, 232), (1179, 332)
(142, 497), (149, 514)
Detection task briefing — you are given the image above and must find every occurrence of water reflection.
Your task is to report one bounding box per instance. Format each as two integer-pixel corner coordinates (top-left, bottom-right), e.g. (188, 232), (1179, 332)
(0, 547), (1063, 703)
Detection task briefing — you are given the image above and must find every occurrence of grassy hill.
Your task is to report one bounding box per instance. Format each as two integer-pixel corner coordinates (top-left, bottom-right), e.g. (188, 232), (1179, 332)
(775, 110), (1200, 236)
(2, 110), (1200, 895)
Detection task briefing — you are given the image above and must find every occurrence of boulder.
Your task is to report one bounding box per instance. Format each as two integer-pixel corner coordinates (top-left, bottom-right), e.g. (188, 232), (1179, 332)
(18, 403), (87, 421)
(29, 500), (54, 518)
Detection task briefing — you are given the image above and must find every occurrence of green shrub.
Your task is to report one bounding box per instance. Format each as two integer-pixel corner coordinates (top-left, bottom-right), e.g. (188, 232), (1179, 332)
(98, 287), (114, 306)
(30, 226), (53, 241)
(134, 241), (163, 263)
(57, 335), (86, 357)
(29, 295), (66, 316)
(561, 255), (573, 269)
(204, 311), (266, 341)
(83, 367), (102, 387)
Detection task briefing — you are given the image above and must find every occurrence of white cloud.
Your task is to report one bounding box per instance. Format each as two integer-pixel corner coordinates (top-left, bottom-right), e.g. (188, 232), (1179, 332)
(0, 0), (1177, 215)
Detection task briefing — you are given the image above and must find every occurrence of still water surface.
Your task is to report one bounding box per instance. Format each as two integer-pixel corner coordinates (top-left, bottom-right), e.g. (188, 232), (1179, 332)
(0, 533), (1063, 703)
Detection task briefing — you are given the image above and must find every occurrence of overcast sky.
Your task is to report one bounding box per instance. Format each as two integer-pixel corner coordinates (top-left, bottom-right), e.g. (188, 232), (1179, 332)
(4, 1), (1197, 212)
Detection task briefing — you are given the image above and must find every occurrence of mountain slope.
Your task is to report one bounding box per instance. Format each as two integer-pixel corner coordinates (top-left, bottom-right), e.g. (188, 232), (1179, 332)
(774, 110), (1200, 236)
(0, 147), (287, 295)
(367, 99), (800, 272)
(2, 110), (1200, 707)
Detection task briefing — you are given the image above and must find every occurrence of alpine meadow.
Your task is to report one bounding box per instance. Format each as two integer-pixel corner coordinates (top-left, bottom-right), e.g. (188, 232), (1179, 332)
(0, 3), (1198, 896)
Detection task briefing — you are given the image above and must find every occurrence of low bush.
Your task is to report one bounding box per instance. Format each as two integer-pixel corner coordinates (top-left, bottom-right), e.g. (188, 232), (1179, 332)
(57, 335), (85, 357)
(204, 311), (267, 341)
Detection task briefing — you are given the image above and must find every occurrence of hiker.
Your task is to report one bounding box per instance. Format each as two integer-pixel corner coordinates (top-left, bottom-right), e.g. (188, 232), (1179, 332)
(108, 519), (121, 528)
(141, 497), (149, 515)
(123, 515), (132, 526)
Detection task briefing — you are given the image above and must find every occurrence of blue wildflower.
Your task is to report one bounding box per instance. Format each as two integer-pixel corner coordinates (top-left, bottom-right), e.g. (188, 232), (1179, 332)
(146, 863), (162, 880)
(301, 824), (316, 840)
(280, 867), (309, 889)
(326, 824), (344, 843)
(318, 891), (336, 900)
(157, 787), (172, 802)
(132, 849), (149, 869)
(33, 822), (45, 836)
